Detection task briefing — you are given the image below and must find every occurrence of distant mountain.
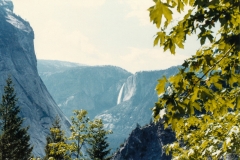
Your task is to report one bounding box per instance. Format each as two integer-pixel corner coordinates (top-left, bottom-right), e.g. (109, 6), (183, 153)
(37, 60), (132, 119)
(38, 60), (86, 77)
(38, 60), (179, 151)
(0, 0), (70, 157)
(96, 67), (179, 151)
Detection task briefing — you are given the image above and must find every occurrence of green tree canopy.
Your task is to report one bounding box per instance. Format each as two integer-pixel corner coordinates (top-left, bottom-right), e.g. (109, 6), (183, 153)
(0, 77), (33, 160)
(42, 110), (112, 160)
(69, 110), (91, 159)
(87, 119), (112, 160)
(44, 116), (71, 160)
(149, 0), (240, 159)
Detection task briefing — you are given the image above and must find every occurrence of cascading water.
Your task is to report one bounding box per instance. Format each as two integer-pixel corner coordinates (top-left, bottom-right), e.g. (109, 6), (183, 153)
(117, 83), (125, 105)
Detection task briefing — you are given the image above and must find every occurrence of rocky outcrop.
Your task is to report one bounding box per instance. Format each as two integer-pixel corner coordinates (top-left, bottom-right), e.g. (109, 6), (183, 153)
(111, 123), (239, 160)
(112, 122), (175, 160)
(0, 0), (70, 157)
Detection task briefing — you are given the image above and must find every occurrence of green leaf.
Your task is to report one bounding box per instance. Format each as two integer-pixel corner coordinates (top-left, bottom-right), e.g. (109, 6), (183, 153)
(189, 0), (194, 6)
(237, 96), (240, 109)
(188, 103), (195, 115)
(154, 36), (160, 46)
(170, 41), (176, 54)
(218, 42), (226, 50)
(214, 83), (222, 90)
(207, 34), (214, 43)
(172, 116), (178, 131)
(177, 0), (184, 13)
(226, 98), (235, 109)
(210, 74), (221, 83)
(200, 140), (209, 150)
(192, 101), (201, 111)
(211, 99), (217, 111)
(175, 37), (184, 49)
(155, 32), (166, 47)
(148, 1), (172, 28)
(200, 37), (206, 45)
(148, 5), (162, 28)
(191, 87), (199, 102)
(229, 74), (237, 87)
(156, 76), (167, 95)
(162, 3), (173, 27)
(208, 5), (216, 9)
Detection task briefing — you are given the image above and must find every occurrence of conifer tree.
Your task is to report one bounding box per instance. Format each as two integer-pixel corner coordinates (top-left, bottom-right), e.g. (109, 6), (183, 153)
(44, 116), (70, 160)
(0, 77), (33, 160)
(57, 110), (112, 159)
(87, 119), (112, 160)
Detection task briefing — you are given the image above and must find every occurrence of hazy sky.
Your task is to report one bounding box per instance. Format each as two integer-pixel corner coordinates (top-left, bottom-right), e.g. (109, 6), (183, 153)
(12, 0), (197, 73)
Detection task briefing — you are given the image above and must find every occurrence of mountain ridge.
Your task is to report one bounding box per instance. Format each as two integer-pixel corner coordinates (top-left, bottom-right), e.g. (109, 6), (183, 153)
(38, 60), (180, 152)
(38, 60), (132, 119)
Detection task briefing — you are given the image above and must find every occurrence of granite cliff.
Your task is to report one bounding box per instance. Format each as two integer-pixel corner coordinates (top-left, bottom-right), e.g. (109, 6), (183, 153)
(0, 0), (70, 157)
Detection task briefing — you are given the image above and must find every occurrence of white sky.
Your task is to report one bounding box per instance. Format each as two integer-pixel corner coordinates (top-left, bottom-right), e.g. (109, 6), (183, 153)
(12, 0), (197, 73)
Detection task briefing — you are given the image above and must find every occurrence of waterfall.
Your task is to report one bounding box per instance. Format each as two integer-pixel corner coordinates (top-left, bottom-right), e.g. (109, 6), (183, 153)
(117, 83), (125, 105)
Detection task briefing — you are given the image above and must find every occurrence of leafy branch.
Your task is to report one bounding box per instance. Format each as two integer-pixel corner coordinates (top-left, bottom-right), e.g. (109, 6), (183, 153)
(150, 0), (240, 159)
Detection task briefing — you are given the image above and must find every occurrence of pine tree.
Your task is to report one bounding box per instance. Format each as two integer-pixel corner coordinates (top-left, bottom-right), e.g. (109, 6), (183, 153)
(87, 119), (112, 160)
(0, 77), (33, 160)
(44, 116), (70, 160)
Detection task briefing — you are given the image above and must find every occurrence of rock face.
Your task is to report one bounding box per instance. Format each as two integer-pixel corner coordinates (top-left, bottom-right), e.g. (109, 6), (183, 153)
(112, 122), (175, 160)
(37, 60), (132, 119)
(0, 0), (70, 157)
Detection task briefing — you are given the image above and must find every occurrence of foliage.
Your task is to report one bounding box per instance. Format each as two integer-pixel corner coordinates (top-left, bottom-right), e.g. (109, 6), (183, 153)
(0, 77), (33, 159)
(44, 116), (71, 160)
(69, 110), (91, 159)
(149, 0), (240, 159)
(42, 109), (112, 160)
(30, 158), (42, 160)
(87, 119), (112, 160)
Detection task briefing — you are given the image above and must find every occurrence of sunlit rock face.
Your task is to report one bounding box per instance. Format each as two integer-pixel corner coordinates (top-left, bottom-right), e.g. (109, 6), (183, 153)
(0, 0), (70, 157)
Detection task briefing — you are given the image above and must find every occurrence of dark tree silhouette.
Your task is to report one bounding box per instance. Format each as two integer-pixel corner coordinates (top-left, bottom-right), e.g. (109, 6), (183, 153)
(0, 77), (33, 160)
